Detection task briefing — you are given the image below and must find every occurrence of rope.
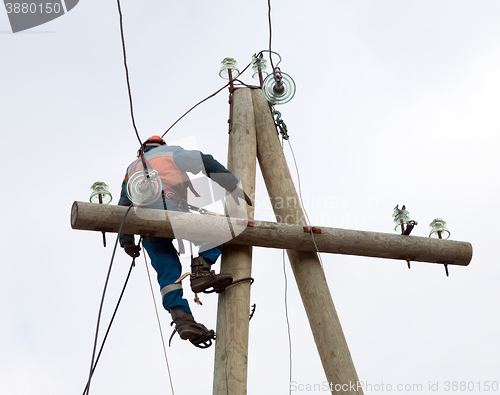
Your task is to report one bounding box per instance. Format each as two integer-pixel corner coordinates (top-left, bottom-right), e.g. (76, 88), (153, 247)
(283, 249), (293, 395)
(143, 251), (175, 394)
(279, 135), (293, 394)
(286, 138), (325, 270)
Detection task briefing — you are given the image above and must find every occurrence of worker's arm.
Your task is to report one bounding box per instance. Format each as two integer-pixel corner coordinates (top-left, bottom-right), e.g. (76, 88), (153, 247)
(172, 147), (239, 190)
(175, 149), (251, 205)
(200, 153), (239, 192)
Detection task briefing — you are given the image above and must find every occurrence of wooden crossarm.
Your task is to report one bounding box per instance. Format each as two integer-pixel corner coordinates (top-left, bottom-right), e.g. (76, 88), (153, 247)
(71, 201), (472, 266)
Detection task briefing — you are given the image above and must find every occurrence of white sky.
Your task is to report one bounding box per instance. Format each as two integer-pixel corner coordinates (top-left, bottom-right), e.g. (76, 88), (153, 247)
(1, 1), (499, 394)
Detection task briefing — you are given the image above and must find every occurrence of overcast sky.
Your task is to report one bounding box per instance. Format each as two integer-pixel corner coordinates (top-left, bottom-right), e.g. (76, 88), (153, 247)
(1, 1), (499, 394)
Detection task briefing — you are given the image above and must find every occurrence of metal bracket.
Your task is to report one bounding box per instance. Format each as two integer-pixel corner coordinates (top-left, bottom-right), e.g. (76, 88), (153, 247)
(304, 226), (321, 234)
(402, 220), (418, 235)
(249, 303), (256, 321)
(236, 220), (254, 227)
(139, 232), (153, 243)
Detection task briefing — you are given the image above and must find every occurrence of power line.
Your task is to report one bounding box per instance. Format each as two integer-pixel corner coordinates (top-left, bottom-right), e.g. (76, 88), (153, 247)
(161, 60), (254, 138)
(161, 82), (229, 138)
(83, 206), (135, 395)
(267, 0), (276, 72)
(82, 259), (135, 395)
(115, 0), (143, 147)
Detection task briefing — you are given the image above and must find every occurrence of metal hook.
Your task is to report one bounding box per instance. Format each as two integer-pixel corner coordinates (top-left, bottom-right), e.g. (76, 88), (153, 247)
(249, 303), (256, 321)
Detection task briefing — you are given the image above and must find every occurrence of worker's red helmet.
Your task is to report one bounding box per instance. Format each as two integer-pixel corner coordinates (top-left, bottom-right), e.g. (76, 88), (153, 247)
(143, 135), (166, 147)
(137, 135), (166, 157)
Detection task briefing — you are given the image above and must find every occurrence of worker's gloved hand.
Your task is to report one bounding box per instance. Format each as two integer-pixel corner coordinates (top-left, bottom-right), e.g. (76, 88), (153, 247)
(230, 186), (253, 206)
(123, 241), (141, 258)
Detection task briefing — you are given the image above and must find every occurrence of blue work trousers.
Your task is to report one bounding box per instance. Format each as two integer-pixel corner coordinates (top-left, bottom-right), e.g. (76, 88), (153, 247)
(143, 236), (222, 314)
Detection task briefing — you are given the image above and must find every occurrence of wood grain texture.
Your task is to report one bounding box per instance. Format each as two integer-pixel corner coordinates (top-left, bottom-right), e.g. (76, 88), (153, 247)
(213, 88), (257, 395)
(252, 88), (362, 395)
(71, 201), (472, 266)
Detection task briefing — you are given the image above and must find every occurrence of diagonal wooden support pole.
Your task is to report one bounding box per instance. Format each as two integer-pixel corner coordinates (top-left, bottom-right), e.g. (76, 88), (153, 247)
(213, 88), (257, 394)
(252, 89), (362, 394)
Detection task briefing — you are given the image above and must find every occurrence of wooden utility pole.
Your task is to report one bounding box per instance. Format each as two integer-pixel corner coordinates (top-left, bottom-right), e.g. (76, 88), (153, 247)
(252, 88), (361, 394)
(213, 88), (257, 394)
(71, 87), (473, 395)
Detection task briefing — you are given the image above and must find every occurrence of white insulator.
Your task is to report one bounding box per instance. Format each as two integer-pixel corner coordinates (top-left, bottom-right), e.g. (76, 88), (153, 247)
(126, 169), (162, 206)
(262, 70), (296, 105)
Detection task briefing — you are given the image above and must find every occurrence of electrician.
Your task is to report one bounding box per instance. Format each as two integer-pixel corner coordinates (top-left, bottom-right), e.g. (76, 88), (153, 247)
(119, 136), (252, 348)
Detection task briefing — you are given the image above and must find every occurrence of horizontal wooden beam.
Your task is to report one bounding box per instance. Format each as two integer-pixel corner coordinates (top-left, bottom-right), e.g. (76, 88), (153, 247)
(71, 201), (472, 266)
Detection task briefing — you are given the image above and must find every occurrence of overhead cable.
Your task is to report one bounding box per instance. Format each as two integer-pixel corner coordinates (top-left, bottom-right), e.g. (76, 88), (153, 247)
(83, 205), (135, 395)
(116, 0), (143, 147)
(161, 60), (253, 138)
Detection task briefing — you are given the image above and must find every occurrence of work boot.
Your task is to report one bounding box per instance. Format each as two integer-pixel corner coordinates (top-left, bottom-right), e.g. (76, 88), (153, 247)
(190, 256), (233, 294)
(169, 308), (215, 349)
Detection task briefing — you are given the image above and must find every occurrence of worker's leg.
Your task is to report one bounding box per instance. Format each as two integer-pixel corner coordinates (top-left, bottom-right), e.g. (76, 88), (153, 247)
(191, 245), (232, 293)
(143, 236), (216, 348)
(142, 236), (191, 313)
(199, 245), (222, 264)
